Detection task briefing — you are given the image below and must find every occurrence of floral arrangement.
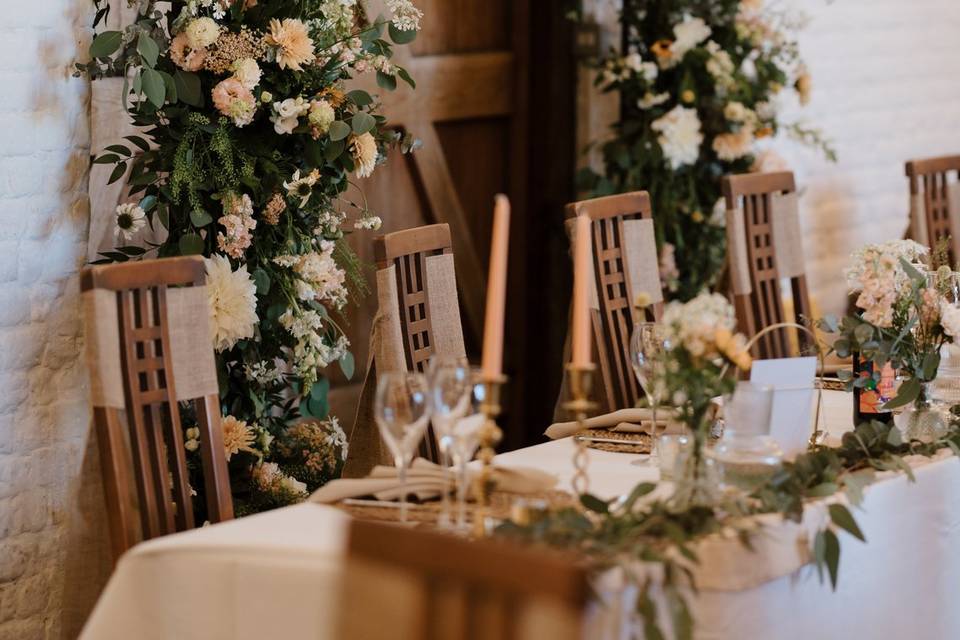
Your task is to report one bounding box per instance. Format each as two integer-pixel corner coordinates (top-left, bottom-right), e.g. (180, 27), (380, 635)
(77, 0), (422, 514)
(654, 292), (752, 504)
(826, 239), (957, 413)
(576, 0), (833, 299)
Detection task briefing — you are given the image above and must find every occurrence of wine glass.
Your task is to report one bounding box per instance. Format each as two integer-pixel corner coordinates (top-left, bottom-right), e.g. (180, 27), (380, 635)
(631, 322), (670, 464)
(428, 355), (473, 528)
(374, 371), (432, 523)
(449, 373), (486, 532)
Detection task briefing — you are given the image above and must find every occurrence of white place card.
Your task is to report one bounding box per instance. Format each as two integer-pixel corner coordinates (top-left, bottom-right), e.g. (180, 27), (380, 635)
(751, 357), (817, 460)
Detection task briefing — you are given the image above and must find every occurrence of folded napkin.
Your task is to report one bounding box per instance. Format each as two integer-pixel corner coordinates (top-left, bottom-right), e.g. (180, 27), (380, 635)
(310, 458), (557, 504)
(544, 407), (681, 440)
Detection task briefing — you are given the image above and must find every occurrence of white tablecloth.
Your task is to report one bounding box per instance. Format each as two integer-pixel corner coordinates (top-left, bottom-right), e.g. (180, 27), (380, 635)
(81, 391), (960, 640)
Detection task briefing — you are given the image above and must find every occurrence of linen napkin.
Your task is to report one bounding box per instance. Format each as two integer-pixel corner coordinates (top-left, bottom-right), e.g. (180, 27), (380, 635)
(309, 458), (558, 504)
(544, 407), (681, 440)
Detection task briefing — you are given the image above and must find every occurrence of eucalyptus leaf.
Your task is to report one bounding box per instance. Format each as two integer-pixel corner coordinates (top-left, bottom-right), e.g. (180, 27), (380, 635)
(376, 70), (398, 90)
(347, 89), (373, 107)
(579, 493), (609, 514)
(252, 268), (271, 295)
(141, 67), (165, 108)
(339, 351), (356, 380)
(190, 209), (213, 227)
(178, 233), (204, 255)
(329, 120), (351, 141)
(389, 23), (417, 44)
(174, 70), (203, 106)
(90, 31), (123, 58)
(881, 378), (921, 410)
(351, 111), (376, 134)
(823, 529), (841, 589)
(137, 32), (160, 67)
(828, 504), (865, 542)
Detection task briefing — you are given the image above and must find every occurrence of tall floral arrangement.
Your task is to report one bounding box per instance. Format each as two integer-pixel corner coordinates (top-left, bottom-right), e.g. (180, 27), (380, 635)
(577, 0), (833, 299)
(77, 0), (422, 514)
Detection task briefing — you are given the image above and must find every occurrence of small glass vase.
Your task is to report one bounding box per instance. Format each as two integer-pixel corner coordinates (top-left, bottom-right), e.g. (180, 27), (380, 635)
(671, 437), (718, 508)
(708, 382), (783, 494)
(894, 381), (950, 443)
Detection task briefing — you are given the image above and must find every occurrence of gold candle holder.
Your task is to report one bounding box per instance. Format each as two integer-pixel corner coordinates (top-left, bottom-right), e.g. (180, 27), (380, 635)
(563, 363), (597, 496)
(472, 375), (506, 537)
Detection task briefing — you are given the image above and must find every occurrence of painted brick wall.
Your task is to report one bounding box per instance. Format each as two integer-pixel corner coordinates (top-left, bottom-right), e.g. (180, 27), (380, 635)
(778, 0), (960, 315)
(0, 1), (112, 638)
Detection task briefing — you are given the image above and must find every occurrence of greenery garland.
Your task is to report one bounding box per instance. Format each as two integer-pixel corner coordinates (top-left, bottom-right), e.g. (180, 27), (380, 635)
(497, 417), (960, 640)
(575, 0), (834, 300)
(77, 0), (423, 514)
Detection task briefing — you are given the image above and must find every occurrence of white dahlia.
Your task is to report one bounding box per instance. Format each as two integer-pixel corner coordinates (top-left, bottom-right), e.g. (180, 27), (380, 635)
(651, 106), (703, 169)
(205, 254), (258, 352)
(350, 132), (378, 178)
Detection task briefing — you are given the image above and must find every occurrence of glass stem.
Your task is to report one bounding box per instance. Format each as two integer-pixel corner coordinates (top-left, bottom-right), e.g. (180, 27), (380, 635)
(438, 445), (452, 527)
(651, 401), (660, 459)
(455, 452), (469, 531)
(397, 457), (408, 524)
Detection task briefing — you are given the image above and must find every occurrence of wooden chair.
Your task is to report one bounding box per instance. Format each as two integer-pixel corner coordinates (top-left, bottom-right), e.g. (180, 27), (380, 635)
(722, 171), (813, 359)
(338, 519), (589, 640)
(905, 154), (960, 262)
(564, 191), (663, 412)
(371, 223), (467, 463)
(81, 256), (232, 561)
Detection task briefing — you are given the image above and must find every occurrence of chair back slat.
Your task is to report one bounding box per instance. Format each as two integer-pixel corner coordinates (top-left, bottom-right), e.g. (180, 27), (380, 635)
(373, 224), (461, 463)
(723, 171), (812, 359)
(906, 155), (960, 262)
(338, 519), (588, 640)
(564, 191), (661, 412)
(81, 256), (232, 561)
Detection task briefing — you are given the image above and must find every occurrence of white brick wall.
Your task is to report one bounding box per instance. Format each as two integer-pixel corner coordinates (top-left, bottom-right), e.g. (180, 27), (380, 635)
(764, 0), (960, 315)
(0, 1), (111, 638)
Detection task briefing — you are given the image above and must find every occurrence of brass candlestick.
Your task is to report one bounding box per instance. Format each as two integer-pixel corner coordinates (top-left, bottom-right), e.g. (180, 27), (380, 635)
(563, 363), (597, 496)
(472, 375), (506, 537)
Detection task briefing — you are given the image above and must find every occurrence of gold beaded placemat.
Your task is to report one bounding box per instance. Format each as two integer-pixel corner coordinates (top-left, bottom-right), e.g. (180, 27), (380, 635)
(576, 428), (653, 454)
(337, 489), (575, 529)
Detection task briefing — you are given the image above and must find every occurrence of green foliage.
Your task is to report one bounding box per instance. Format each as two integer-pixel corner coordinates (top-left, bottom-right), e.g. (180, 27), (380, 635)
(498, 416), (960, 638)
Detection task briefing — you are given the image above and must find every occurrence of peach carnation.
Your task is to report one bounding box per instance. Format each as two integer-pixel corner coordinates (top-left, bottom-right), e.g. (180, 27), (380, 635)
(170, 33), (207, 72)
(212, 78), (256, 127)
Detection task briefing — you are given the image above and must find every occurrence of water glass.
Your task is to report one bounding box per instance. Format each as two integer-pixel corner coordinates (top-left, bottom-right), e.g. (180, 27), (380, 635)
(428, 355), (473, 528)
(630, 322), (670, 464)
(374, 371), (432, 523)
(709, 381), (783, 493)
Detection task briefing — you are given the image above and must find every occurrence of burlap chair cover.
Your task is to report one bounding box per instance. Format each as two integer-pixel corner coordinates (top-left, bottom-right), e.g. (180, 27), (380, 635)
(726, 192), (805, 297)
(909, 191), (930, 249)
(553, 217), (661, 421)
(344, 253), (466, 478)
(82, 285), (219, 407)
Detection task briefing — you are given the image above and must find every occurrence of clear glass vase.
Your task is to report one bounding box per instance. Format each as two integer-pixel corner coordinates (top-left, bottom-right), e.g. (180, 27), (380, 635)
(895, 381), (951, 443)
(707, 382), (783, 494)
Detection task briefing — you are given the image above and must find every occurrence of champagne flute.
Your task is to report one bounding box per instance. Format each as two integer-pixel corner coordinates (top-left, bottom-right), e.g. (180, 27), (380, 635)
(374, 371), (432, 523)
(631, 322), (670, 464)
(428, 355), (472, 528)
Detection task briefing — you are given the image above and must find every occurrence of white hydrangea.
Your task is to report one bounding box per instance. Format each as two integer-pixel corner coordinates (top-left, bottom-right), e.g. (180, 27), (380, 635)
(387, 0), (423, 31)
(662, 292), (738, 356)
(651, 106), (703, 169)
(669, 16), (711, 64)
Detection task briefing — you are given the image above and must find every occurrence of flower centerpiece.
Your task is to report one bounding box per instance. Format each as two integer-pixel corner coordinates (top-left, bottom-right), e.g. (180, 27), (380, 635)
(76, 0), (423, 514)
(654, 292), (753, 504)
(826, 239), (958, 440)
(576, 0), (833, 299)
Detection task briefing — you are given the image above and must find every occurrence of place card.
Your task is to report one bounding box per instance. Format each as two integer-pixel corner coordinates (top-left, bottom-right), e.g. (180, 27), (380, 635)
(750, 357), (817, 460)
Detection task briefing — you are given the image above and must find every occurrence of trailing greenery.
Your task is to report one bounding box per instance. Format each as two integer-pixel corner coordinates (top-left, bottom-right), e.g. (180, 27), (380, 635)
(497, 417), (960, 639)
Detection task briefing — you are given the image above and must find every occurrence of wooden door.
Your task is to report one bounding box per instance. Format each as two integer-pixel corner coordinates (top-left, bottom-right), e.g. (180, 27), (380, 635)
(329, 1), (531, 432)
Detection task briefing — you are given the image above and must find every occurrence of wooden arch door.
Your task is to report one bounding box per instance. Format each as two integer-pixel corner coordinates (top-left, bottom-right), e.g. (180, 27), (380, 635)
(329, 1), (531, 426)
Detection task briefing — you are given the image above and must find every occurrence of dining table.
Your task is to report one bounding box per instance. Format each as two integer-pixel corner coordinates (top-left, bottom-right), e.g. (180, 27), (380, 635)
(80, 389), (960, 639)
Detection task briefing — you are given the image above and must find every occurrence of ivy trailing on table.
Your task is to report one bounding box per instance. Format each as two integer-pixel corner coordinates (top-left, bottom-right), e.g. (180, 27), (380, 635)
(496, 418), (960, 640)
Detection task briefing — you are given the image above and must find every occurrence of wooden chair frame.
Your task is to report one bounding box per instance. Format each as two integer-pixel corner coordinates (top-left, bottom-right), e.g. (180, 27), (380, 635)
(81, 256), (233, 561)
(339, 519), (588, 640)
(374, 223), (459, 461)
(565, 191), (661, 412)
(906, 154), (960, 262)
(722, 171), (813, 359)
